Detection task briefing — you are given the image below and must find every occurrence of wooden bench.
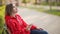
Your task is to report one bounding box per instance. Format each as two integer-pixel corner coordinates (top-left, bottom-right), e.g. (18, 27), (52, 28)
(2, 24), (9, 34)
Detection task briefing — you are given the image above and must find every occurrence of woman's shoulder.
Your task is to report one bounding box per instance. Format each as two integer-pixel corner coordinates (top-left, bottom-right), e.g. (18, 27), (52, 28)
(5, 15), (12, 23)
(5, 15), (11, 20)
(16, 14), (19, 16)
(16, 14), (23, 20)
(16, 14), (21, 18)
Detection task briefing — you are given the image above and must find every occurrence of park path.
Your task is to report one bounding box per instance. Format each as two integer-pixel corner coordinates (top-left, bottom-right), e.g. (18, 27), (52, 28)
(18, 7), (60, 34)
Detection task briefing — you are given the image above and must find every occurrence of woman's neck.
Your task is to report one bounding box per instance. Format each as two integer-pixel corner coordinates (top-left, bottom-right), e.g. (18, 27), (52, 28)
(10, 13), (16, 18)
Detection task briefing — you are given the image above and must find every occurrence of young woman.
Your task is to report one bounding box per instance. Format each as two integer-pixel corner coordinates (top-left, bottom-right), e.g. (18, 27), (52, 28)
(5, 4), (48, 34)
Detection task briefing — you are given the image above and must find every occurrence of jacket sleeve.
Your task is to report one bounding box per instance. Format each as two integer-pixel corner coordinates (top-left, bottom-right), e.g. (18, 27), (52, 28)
(17, 14), (28, 27)
(30, 25), (37, 30)
(21, 19), (28, 27)
(21, 18), (37, 30)
(17, 15), (37, 30)
(6, 19), (20, 33)
(20, 17), (37, 30)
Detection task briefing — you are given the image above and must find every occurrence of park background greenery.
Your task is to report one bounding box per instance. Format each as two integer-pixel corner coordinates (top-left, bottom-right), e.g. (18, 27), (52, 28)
(0, 5), (5, 34)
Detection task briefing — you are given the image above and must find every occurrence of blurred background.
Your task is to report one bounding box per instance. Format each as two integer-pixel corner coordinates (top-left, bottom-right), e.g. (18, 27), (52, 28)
(0, 0), (60, 34)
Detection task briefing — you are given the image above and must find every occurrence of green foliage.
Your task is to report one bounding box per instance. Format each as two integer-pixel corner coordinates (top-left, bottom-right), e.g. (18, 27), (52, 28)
(0, 5), (5, 34)
(41, 2), (49, 5)
(27, 6), (60, 16)
(45, 9), (60, 16)
(22, 0), (30, 3)
(41, 2), (60, 6)
(0, 16), (3, 28)
(22, 0), (27, 3)
(57, 2), (60, 6)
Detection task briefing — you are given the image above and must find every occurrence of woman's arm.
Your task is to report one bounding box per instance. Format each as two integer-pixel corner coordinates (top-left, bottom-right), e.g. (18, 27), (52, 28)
(21, 18), (37, 30)
(6, 20), (17, 32)
(6, 19), (21, 33)
(17, 15), (37, 30)
(17, 14), (28, 27)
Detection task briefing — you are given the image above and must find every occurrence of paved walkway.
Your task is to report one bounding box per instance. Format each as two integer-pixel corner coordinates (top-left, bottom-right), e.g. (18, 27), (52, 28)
(18, 7), (60, 34)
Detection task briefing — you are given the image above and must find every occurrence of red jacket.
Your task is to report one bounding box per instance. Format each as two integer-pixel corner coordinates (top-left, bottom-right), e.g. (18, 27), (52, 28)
(5, 14), (37, 34)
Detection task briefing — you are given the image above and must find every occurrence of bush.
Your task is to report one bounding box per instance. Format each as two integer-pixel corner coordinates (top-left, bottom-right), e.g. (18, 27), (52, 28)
(41, 2), (60, 6)
(45, 9), (60, 16)
(0, 5), (5, 34)
(41, 2), (49, 5)
(57, 2), (60, 6)
(0, 16), (3, 28)
(22, 0), (27, 3)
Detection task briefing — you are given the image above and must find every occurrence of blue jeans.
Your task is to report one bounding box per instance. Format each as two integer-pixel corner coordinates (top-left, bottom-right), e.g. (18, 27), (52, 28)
(31, 29), (48, 34)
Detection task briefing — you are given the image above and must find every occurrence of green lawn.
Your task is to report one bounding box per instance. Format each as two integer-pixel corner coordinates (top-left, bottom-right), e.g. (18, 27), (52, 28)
(45, 9), (60, 16)
(26, 6), (60, 16)
(0, 5), (5, 34)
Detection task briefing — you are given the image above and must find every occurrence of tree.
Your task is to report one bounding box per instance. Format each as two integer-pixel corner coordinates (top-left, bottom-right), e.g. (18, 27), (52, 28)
(22, 0), (27, 6)
(35, 0), (37, 4)
(0, 0), (2, 6)
(48, 0), (52, 11)
(15, 0), (19, 6)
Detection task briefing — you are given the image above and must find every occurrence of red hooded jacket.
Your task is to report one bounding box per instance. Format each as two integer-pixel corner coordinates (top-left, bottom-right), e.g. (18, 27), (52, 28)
(5, 14), (37, 34)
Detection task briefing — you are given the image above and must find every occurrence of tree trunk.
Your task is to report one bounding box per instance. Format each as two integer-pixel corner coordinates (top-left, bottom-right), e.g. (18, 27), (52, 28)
(49, 0), (52, 11)
(35, 0), (37, 4)
(0, 0), (2, 6)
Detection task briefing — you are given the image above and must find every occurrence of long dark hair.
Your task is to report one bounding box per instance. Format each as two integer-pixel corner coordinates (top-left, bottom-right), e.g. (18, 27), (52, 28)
(5, 4), (13, 16)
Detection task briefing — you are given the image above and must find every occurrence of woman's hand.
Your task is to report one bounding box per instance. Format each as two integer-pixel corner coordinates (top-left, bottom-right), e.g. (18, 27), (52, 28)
(37, 27), (43, 30)
(26, 24), (33, 31)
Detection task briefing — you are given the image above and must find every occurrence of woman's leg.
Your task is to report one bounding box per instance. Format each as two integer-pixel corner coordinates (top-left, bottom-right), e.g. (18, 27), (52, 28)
(31, 29), (48, 34)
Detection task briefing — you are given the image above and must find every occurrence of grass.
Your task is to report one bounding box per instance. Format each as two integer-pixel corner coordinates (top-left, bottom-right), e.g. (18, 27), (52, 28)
(0, 5), (5, 34)
(36, 8), (60, 16)
(24, 6), (60, 16)
(40, 2), (60, 6)
(26, 6), (44, 11)
(45, 9), (60, 16)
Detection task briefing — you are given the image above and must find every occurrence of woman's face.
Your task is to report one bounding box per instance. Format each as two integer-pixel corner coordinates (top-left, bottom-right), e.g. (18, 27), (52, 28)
(12, 4), (18, 14)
